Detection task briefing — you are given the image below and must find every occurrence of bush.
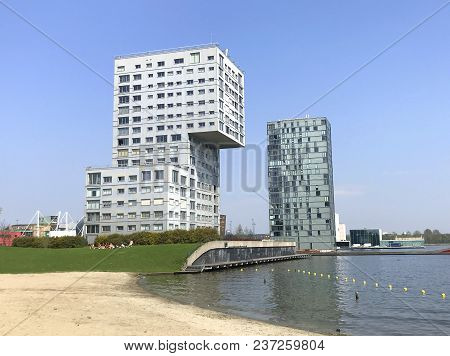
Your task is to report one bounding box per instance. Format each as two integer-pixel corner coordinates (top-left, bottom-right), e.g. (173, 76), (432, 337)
(95, 227), (219, 246)
(12, 236), (87, 248)
(48, 236), (88, 248)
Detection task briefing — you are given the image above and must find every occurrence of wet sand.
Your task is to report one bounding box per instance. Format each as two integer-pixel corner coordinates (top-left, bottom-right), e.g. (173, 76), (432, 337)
(0, 272), (320, 336)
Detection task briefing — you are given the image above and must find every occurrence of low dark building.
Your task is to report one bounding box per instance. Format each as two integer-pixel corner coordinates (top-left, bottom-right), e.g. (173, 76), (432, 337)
(219, 215), (226, 237)
(350, 229), (382, 247)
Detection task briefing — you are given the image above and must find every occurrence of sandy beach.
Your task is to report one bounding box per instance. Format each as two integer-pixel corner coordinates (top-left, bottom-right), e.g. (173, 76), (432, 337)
(0, 272), (320, 336)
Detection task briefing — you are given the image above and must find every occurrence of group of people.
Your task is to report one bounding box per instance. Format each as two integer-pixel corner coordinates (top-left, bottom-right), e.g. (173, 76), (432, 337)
(90, 240), (134, 250)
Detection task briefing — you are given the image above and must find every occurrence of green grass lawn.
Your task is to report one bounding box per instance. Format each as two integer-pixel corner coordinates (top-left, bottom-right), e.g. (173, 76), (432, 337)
(0, 244), (200, 274)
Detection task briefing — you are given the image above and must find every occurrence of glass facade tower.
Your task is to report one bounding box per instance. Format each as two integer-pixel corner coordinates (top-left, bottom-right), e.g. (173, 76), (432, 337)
(267, 117), (335, 250)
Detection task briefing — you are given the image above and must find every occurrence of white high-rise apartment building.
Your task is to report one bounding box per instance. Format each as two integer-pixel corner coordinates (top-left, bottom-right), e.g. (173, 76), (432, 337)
(85, 44), (245, 243)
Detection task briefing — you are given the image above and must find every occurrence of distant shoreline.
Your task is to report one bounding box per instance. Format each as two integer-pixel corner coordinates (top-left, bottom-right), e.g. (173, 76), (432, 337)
(0, 272), (321, 336)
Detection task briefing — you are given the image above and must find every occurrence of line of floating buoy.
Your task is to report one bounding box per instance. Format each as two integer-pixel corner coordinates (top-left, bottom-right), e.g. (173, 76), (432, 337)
(263, 269), (446, 299)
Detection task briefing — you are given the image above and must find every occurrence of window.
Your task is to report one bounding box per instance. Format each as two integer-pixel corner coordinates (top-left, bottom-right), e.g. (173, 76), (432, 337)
(132, 116), (141, 123)
(103, 176), (112, 183)
(155, 170), (164, 180)
(198, 67), (205, 73)
(133, 74), (142, 80)
(208, 55), (214, 60)
(174, 58), (184, 64)
(116, 226), (124, 231)
(187, 80), (194, 85)
(133, 84), (141, 91)
(171, 134), (181, 141)
(119, 96), (129, 104)
(141, 224), (151, 231)
(87, 200), (100, 210)
(154, 186), (163, 193)
(172, 170), (179, 183)
(142, 171), (151, 181)
(153, 224), (163, 231)
(141, 186), (151, 193)
(199, 122), (205, 127)
(142, 211), (151, 218)
(128, 225), (136, 231)
(135, 64), (141, 69)
(154, 211), (163, 218)
(128, 200), (137, 206)
(154, 199), (164, 206)
(186, 69), (193, 74)
(141, 199), (151, 206)
(118, 128), (129, 136)
(88, 173), (101, 185)
(118, 107), (129, 115)
(102, 226), (111, 232)
(117, 66), (125, 72)
(87, 225), (99, 234)
(128, 187), (137, 194)
(157, 72), (165, 77)
(156, 135), (167, 143)
(119, 85), (129, 93)
(190, 52), (200, 63)
(187, 101), (194, 106)
(187, 90), (193, 96)
(157, 93), (165, 99)
(118, 117), (129, 125)
(198, 89), (205, 95)
(119, 75), (130, 83)
(118, 188), (125, 194)
(103, 188), (112, 196)
(133, 95), (141, 101)
(157, 61), (165, 67)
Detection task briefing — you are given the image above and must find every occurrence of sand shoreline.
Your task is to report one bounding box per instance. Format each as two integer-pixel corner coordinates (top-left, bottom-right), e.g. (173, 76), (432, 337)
(0, 272), (321, 336)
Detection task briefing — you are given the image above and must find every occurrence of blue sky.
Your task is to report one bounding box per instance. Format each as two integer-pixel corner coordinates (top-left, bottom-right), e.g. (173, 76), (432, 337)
(0, 0), (449, 233)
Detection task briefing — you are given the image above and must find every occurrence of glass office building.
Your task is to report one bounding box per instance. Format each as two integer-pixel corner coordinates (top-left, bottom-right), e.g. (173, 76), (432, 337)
(267, 117), (335, 250)
(349, 229), (382, 246)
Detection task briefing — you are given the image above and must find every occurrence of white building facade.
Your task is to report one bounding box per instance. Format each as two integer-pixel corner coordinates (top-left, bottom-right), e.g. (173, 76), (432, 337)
(85, 44), (245, 243)
(335, 213), (347, 241)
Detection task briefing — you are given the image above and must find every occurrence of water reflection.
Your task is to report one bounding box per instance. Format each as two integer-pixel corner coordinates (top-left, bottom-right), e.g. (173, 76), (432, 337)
(139, 252), (450, 335)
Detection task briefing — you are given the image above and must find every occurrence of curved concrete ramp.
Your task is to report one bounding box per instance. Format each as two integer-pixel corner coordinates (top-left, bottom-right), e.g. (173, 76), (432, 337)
(184, 240), (307, 272)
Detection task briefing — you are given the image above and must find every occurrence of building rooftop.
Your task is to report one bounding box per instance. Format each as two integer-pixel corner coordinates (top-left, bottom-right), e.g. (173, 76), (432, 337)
(115, 43), (243, 72)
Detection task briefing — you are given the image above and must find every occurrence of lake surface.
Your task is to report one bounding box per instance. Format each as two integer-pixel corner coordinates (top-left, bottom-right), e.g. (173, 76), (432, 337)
(139, 246), (450, 335)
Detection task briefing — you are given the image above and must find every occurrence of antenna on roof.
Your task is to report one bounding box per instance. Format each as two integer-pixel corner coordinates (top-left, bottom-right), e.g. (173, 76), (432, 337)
(225, 48), (229, 56)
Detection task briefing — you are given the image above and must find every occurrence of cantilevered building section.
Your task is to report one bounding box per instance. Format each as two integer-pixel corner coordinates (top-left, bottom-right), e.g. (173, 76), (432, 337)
(85, 44), (245, 243)
(267, 117), (335, 250)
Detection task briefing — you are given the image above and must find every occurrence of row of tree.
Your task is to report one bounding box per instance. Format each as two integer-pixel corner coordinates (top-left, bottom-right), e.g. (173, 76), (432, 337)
(382, 229), (450, 244)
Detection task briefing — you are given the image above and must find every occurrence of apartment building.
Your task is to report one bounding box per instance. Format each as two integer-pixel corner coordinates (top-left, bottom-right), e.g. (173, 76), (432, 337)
(267, 117), (335, 250)
(85, 44), (245, 243)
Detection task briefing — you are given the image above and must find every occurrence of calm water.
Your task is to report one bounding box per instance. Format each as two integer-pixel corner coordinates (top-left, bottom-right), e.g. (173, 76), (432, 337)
(139, 246), (450, 335)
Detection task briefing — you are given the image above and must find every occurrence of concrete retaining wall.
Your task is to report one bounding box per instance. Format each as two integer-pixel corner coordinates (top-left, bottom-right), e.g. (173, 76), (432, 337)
(185, 240), (296, 267)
